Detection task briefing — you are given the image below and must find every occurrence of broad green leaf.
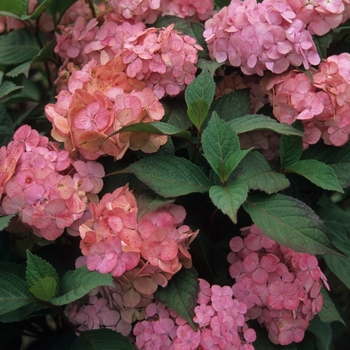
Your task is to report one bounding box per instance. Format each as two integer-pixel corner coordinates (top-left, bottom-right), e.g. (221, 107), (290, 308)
(0, 81), (23, 99)
(129, 155), (210, 197)
(20, 0), (53, 20)
(228, 114), (305, 136)
(0, 0), (27, 16)
(196, 59), (223, 75)
(302, 142), (350, 188)
(187, 99), (209, 129)
(243, 194), (344, 255)
(318, 195), (350, 239)
(233, 151), (290, 194)
(26, 250), (59, 289)
(308, 315), (332, 350)
(71, 329), (136, 350)
(210, 89), (250, 123)
(162, 99), (192, 130)
(318, 198), (350, 289)
(185, 69), (215, 111)
(51, 266), (114, 305)
(0, 28), (41, 65)
(0, 266), (36, 315)
(133, 188), (174, 221)
(29, 276), (58, 302)
(106, 121), (191, 140)
(155, 267), (199, 330)
(46, 0), (77, 24)
(209, 182), (248, 223)
(7, 41), (56, 78)
(32, 40), (55, 63)
(0, 215), (14, 231)
(313, 32), (333, 59)
(202, 113), (243, 181)
(280, 134), (303, 167)
(285, 160), (344, 193)
(319, 288), (345, 324)
(0, 301), (47, 323)
(6, 61), (31, 78)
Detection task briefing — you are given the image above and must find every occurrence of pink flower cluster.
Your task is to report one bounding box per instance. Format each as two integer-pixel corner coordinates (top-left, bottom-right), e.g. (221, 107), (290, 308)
(79, 184), (198, 284)
(133, 279), (256, 350)
(45, 55), (167, 160)
(228, 224), (329, 345)
(107, 0), (214, 24)
(265, 53), (350, 147)
(54, 16), (202, 98)
(0, 125), (104, 241)
(65, 286), (132, 336)
(287, 0), (350, 36)
(204, 0), (320, 75)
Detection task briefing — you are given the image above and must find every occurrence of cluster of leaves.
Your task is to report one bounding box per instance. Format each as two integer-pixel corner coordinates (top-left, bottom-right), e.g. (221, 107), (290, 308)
(1, 0), (350, 349)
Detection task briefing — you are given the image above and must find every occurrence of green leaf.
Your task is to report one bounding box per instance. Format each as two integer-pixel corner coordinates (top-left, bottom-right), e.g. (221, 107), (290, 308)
(133, 188), (173, 221)
(162, 99), (193, 130)
(196, 59), (223, 75)
(210, 89), (250, 122)
(26, 251), (59, 301)
(228, 114), (305, 136)
(209, 182), (248, 224)
(187, 99), (209, 129)
(129, 155), (210, 197)
(185, 69), (215, 112)
(155, 267), (199, 330)
(318, 288), (345, 325)
(71, 329), (136, 350)
(318, 198), (350, 290)
(6, 41), (57, 78)
(29, 276), (58, 302)
(0, 264), (36, 316)
(26, 250), (59, 289)
(0, 81), (23, 99)
(0, 0), (27, 16)
(20, 0), (53, 20)
(0, 302), (47, 323)
(280, 134), (303, 168)
(51, 266), (115, 306)
(6, 61), (31, 78)
(243, 194), (344, 255)
(32, 40), (55, 63)
(0, 28), (41, 65)
(285, 160), (344, 193)
(301, 142), (350, 188)
(308, 315), (332, 350)
(0, 215), (14, 231)
(233, 151), (290, 194)
(106, 121), (191, 140)
(202, 113), (245, 182)
(46, 0), (77, 24)
(313, 32), (333, 59)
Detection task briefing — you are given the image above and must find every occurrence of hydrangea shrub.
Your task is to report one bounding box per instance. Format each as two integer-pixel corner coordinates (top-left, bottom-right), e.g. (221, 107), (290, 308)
(0, 0), (350, 349)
